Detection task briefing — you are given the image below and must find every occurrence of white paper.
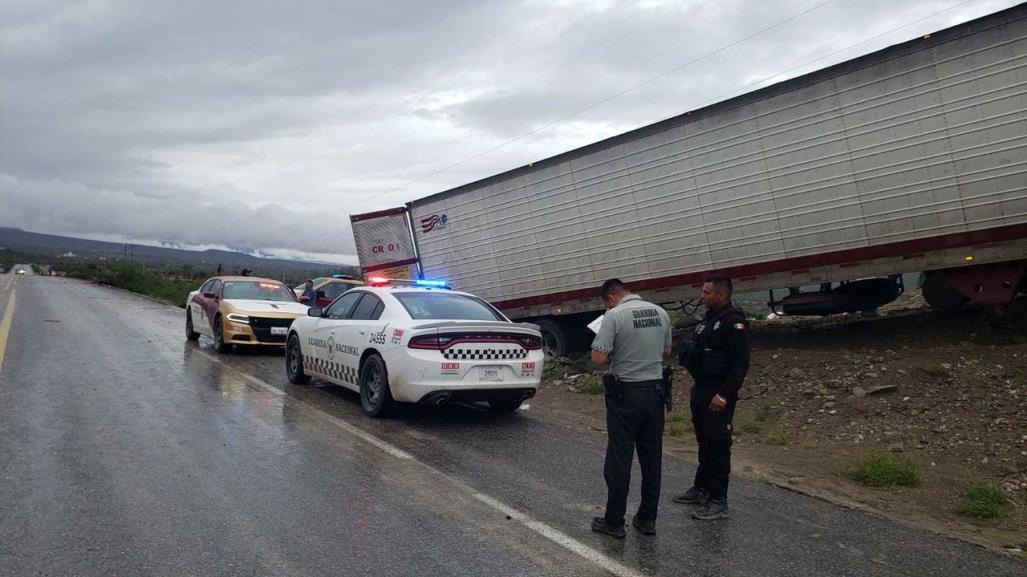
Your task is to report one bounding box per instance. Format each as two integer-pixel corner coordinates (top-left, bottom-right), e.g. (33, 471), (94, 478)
(587, 314), (604, 334)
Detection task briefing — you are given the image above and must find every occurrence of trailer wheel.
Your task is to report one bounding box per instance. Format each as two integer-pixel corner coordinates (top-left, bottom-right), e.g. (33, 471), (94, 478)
(537, 318), (576, 359)
(922, 272), (969, 311)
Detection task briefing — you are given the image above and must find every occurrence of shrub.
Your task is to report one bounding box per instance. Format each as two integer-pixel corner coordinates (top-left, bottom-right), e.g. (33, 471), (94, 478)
(848, 454), (919, 487)
(766, 428), (790, 446)
(575, 375), (604, 395)
(959, 482), (1007, 519)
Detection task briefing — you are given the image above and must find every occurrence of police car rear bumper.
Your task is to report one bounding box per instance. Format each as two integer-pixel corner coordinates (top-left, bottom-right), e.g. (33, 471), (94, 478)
(417, 388), (536, 406)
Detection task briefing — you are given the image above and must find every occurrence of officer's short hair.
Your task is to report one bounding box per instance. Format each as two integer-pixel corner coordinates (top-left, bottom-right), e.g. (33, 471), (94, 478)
(305, 279), (313, 284)
(705, 275), (733, 296)
(600, 278), (627, 300)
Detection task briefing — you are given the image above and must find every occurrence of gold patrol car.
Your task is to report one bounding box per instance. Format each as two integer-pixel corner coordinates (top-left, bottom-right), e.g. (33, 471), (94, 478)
(186, 276), (309, 353)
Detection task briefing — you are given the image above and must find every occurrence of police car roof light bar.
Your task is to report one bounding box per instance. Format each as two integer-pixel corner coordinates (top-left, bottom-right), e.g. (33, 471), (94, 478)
(366, 277), (450, 289)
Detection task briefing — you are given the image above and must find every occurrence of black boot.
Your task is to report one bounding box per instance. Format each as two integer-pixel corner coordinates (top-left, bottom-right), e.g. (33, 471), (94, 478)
(631, 513), (656, 536)
(672, 486), (706, 505)
(691, 497), (729, 520)
(591, 517), (626, 538)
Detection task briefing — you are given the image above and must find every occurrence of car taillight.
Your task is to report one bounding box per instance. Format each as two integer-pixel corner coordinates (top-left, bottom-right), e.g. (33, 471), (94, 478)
(407, 335), (455, 350)
(519, 335), (542, 350)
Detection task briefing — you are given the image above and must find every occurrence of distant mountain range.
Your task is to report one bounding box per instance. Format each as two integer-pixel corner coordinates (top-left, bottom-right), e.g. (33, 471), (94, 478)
(0, 227), (359, 275)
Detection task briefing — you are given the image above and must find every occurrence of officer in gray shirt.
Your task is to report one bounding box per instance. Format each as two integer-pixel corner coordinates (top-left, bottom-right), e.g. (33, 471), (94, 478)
(590, 278), (672, 538)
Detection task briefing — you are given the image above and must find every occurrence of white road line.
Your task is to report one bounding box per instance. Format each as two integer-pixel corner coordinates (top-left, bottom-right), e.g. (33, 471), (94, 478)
(2, 274), (14, 292)
(473, 493), (646, 577)
(191, 346), (642, 576)
(0, 290), (16, 376)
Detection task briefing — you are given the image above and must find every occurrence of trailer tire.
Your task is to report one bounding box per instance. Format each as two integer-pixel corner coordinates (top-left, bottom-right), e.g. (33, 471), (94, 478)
(537, 318), (577, 359)
(922, 272), (969, 312)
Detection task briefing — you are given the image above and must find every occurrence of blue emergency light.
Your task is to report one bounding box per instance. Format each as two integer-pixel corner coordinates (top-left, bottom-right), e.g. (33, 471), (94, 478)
(414, 279), (449, 288)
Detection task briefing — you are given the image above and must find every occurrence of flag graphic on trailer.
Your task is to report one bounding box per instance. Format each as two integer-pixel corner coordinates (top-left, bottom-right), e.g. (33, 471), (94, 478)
(420, 213), (448, 233)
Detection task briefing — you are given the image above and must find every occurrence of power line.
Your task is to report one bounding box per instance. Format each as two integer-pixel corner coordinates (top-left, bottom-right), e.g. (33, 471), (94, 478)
(269, 0), (843, 246)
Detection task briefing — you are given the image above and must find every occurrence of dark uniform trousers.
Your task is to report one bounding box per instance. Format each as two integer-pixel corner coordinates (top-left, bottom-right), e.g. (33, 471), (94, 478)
(690, 383), (737, 499)
(604, 380), (665, 526)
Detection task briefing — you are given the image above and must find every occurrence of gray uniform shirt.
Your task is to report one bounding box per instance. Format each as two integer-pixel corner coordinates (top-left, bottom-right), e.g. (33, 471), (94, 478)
(591, 294), (672, 382)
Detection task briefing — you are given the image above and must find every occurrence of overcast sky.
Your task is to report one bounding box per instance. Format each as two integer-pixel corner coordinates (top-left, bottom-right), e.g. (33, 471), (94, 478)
(0, 0), (1020, 264)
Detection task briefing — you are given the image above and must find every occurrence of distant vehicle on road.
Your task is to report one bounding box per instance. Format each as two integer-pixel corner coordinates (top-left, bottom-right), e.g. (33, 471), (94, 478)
(292, 277), (363, 308)
(186, 276), (308, 353)
(349, 7), (1027, 358)
(286, 278), (544, 418)
(15, 269), (25, 275)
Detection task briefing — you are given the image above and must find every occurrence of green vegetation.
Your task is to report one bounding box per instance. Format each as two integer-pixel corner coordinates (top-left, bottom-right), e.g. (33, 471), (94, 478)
(739, 399), (774, 435)
(754, 399), (773, 422)
(62, 261), (198, 307)
(575, 374), (605, 395)
(847, 454), (919, 488)
(766, 428), (790, 446)
(665, 410), (693, 437)
(959, 481), (1008, 519)
(740, 418), (764, 435)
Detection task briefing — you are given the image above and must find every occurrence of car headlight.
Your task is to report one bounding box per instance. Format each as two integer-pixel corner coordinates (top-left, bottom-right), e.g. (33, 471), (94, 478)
(226, 313), (250, 325)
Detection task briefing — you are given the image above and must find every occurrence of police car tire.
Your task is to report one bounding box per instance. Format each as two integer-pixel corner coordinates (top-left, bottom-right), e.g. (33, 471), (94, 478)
(487, 399), (522, 413)
(286, 334), (311, 385)
(186, 311), (200, 341)
(213, 317), (229, 354)
(359, 354), (395, 418)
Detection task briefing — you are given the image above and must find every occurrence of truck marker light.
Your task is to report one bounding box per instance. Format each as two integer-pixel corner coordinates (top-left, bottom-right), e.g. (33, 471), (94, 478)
(965, 255), (974, 262)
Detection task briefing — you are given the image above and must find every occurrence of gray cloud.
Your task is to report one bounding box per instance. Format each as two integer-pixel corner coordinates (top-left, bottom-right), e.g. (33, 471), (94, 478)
(1, 0), (1020, 262)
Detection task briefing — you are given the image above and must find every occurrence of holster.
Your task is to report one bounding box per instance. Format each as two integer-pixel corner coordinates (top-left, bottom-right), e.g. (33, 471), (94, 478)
(661, 366), (674, 412)
(602, 373), (621, 400)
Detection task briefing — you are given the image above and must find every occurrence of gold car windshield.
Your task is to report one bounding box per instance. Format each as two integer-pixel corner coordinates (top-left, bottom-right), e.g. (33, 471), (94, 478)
(222, 281), (296, 302)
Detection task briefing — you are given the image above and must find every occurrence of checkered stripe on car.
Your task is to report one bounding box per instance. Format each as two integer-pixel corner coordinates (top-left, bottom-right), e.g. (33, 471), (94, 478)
(442, 348), (529, 360)
(306, 356), (358, 385)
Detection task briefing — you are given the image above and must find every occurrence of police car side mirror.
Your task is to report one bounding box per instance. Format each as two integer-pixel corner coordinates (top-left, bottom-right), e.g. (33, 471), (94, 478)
(203, 291), (216, 299)
(307, 308), (322, 317)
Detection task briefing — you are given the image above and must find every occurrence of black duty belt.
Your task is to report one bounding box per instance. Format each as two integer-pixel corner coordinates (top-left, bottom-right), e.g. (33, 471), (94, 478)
(619, 379), (663, 389)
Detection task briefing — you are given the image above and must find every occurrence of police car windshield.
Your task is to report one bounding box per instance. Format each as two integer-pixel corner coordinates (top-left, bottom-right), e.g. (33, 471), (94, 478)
(222, 281), (296, 302)
(394, 292), (505, 321)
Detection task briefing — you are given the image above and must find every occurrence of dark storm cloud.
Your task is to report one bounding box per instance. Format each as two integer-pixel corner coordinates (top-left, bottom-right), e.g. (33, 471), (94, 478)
(0, 0), (1019, 260)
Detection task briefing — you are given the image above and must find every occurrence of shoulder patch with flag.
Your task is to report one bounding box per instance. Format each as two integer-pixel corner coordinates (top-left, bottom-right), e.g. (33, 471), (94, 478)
(733, 323), (746, 330)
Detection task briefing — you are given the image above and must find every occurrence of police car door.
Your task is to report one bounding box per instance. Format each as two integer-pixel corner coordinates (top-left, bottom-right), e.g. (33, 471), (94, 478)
(190, 279), (215, 337)
(340, 292), (386, 389)
(309, 291), (363, 387)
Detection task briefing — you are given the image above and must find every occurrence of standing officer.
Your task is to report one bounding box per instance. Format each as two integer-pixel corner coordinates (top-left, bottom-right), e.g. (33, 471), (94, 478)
(590, 279), (672, 538)
(675, 276), (750, 520)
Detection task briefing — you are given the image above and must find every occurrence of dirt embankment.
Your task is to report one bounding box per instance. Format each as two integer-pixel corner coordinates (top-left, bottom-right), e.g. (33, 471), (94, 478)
(532, 295), (1027, 555)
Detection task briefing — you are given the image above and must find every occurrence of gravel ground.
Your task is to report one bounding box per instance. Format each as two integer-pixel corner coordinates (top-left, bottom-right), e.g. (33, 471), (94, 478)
(533, 293), (1027, 555)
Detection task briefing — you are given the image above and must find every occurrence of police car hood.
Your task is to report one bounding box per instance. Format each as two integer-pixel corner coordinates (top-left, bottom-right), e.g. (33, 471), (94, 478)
(224, 299), (309, 315)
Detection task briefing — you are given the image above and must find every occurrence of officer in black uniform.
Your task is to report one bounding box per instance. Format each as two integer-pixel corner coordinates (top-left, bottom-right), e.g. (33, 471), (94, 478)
(675, 276), (750, 520)
(590, 279), (673, 538)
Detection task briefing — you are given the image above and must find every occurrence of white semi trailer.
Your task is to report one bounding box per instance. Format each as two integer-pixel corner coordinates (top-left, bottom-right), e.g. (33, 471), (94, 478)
(351, 5), (1027, 357)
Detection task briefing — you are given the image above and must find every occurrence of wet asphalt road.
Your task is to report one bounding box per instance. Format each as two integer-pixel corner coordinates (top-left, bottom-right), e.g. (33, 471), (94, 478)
(1, 274), (1023, 577)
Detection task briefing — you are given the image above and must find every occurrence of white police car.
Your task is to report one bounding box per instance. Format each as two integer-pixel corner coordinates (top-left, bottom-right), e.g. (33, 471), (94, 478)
(286, 278), (544, 417)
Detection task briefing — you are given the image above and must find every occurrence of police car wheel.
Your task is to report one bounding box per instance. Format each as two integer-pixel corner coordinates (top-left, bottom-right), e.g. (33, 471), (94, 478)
(359, 354), (395, 418)
(213, 317), (229, 354)
(286, 334), (311, 385)
(487, 399), (522, 414)
(185, 311), (200, 341)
